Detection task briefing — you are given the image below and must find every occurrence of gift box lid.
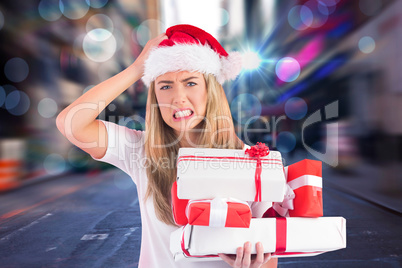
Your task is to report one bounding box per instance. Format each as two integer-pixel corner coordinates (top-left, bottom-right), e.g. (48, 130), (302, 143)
(176, 147), (286, 201)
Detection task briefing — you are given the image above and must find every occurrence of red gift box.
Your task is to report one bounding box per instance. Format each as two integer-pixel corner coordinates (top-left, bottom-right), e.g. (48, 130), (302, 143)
(287, 159), (323, 217)
(265, 159), (323, 218)
(186, 198), (251, 228)
(172, 181), (189, 226)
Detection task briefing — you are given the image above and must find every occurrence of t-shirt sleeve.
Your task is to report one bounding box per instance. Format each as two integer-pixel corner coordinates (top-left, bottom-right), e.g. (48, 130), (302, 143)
(90, 120), (145, 178)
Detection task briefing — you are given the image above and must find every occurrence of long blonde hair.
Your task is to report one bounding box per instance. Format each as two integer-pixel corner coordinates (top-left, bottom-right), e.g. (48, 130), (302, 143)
(144, 73), (244, 225)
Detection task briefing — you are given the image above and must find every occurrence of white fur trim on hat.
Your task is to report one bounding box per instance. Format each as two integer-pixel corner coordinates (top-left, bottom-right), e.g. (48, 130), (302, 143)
(141, 43), (242, 86)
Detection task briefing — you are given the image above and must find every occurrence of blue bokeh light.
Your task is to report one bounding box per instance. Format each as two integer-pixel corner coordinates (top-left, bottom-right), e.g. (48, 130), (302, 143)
(38, 0), (62, 21)
(4, 58), (29, 83)
(288, 5), (313, 30)
(285, 97), (308, 120)
(59, 0), (89, 20)
(0, 86), (5, 107)
(44, 154), (66, 175)
(86, 0), (109, 8)
(276, 132), (297, 153)
(6, 90), (31, 116)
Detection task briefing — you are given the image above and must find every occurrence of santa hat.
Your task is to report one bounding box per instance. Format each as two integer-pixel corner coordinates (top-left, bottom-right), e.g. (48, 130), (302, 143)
(142, 24), (242, 86)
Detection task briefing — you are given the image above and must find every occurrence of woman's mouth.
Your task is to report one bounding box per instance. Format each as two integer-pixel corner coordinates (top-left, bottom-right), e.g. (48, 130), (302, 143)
(173, 109), (194, 121)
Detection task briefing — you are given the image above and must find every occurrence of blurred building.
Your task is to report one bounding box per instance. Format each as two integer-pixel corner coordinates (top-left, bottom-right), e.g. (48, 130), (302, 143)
(0, 0), (401, 206)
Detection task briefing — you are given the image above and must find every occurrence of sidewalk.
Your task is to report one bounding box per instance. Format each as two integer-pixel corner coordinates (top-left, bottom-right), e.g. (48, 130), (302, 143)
(323, 161), (402, 214)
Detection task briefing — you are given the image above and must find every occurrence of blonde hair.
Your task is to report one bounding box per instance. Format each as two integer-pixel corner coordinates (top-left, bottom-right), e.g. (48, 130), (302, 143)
(144, 73), (244, 225)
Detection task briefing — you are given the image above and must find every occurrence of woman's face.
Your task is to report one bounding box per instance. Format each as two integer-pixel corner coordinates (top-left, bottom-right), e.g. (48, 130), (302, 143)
(154, 71), (208, 138)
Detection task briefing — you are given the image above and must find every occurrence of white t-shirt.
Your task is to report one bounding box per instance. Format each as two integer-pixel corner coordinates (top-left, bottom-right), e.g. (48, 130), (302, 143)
(91, 120), (272, 268)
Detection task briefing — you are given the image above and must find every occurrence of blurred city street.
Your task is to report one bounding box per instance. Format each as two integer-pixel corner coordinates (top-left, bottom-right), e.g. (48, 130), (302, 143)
(0, 159), (401, 267)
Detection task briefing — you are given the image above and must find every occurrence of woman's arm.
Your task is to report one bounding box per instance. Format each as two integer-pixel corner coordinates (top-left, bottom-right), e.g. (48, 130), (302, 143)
(56, 34), (167, 159)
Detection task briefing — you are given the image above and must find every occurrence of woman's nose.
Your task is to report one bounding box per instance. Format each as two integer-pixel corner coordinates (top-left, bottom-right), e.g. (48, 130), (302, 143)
(173, 87), (187, 105)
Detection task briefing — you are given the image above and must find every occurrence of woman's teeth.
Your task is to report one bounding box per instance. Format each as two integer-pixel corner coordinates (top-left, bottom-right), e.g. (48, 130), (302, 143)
(174, 110), (193, 118)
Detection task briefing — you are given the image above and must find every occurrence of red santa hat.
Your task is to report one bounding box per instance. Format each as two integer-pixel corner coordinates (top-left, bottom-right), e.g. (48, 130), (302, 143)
(142, 24), (242, 86)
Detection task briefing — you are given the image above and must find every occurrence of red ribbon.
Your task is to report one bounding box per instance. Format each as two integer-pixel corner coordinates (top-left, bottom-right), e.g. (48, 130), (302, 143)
(275, 217), (287, 253)
(245, 142), (270, 202)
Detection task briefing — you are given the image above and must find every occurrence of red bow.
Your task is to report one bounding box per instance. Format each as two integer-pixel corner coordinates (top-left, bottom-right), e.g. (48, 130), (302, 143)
(245, 142), (270, 158)
(245, 142), (270, 202)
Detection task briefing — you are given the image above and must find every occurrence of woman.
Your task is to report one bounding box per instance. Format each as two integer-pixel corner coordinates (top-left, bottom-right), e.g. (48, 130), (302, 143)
(56, 24), (278, 268)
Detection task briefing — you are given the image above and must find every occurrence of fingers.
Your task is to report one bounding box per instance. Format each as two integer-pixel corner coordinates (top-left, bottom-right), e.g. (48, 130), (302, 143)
(254, 242), (265, 265)
(242, 242), (252, 267)
(234, 246), (244, 268)
(219, 242), (269, 268)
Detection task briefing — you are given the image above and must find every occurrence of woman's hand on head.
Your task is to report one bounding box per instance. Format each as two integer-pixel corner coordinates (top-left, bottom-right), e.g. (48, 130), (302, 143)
(218, 242), (272, 268)
(134, 33), (168, 75)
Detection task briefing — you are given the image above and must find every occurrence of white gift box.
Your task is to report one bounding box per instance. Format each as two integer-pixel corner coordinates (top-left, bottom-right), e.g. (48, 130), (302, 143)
(176, 148), (286, 202)
(170, 217), (346, 261)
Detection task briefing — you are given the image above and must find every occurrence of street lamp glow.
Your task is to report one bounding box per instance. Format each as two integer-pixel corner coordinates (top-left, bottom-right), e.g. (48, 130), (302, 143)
(242, 51), (261, 70)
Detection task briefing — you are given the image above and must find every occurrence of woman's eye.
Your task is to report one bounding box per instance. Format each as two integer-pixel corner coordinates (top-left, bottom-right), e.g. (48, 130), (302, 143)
(160, 85), (171, 90)
(187, 82), (196, 86)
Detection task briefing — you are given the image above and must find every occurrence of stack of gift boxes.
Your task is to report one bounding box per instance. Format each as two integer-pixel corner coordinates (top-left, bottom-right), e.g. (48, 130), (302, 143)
(170, 143), (346, 261)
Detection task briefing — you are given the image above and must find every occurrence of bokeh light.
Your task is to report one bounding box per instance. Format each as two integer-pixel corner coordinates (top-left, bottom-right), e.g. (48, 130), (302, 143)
(5, 90), (20, 109)
(87, 28), (112, 41)
(304, 0), (329, 28)
(86, 14), (114, 34)
(135, 19), (166, 46)
(68, 147), (89, 168)
(359, 0), (382, 16)
(318, 0), (337, 15)
(242, 51), (261, 70)
(86, 0), (108, 8)
(288, 5), (313, 31)
(276, 57), (301, 82)
(276, 132), (297, 153)
(285, 97), (308, 120)
(83, 29), (117, 62)
(38, 0), (62, 22)
(220, 8), (230, 26)
(114, 173), (134, 190)
(38, 97), (58, 118)
(358, 36), (376, 54)
(135, 24), (150, 46)
(5, 90), (31, 116)
(231, 94), (262, 125)
(0, 86), (5, 107)
(59, 0), (89, 20)
(44, 153), (66, 175)
(4, 58), (29, 83)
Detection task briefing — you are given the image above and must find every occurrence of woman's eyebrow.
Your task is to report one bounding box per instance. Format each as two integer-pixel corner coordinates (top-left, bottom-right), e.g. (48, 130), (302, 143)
(180, 76), (199, 82)
(157, 80), (174, 84)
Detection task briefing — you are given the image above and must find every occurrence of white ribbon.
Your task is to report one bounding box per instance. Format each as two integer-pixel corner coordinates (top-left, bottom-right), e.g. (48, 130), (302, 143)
(273, 184), (295, 217)
(287, 175), (322, 190)
(274, 174), (322, 216)
(209, 198), (228, 227)
(186, 198), (250, 227)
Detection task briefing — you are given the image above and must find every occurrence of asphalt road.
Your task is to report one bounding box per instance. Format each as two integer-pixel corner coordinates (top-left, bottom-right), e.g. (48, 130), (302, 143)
(0, 168), (401, 267)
